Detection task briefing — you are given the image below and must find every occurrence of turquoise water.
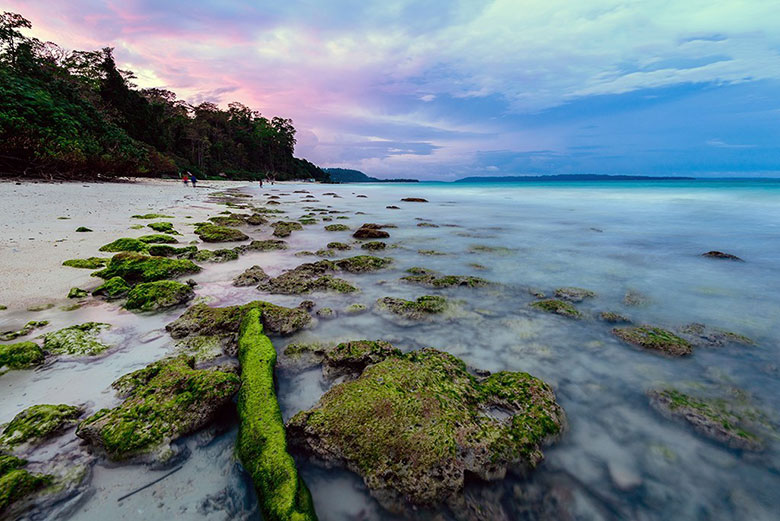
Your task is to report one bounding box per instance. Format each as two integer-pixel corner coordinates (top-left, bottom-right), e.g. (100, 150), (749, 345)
(2, 179), (779, 520)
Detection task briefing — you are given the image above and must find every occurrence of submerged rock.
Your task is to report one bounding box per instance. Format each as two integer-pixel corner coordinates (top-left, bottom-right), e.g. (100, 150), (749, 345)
(93, 252), (200, 284)
(701, 251), (743, 262)
(233, 265), (270, 287)
(553, 287), (596, 302)
(124, 280), (195, 312)
(612, 326), (692, 356)
(77, 356), (240, 462)
(353, 224), (390, 240)
(599, 312), (632, 324)
(235, 309), (318, 521)
(530, 299), (581, 319)
(1, 404), (82, 448)
(132, 213), (173, 219)
(333, 255), (392, 273)
(401, 268), (488, 288)
(287, 348), (565, 513)
(41, 323), (111, 357)
(247, 239), (288, 251)
(258, 261), (357, 295)
(193, 248), (240, 263)
(400, 197), (428, 202)
(147, 244), (198, 257)
(376, 295), (448, 320)
(195, 223), (249, 243)
(324, 224), (350, 232)
(67, 288), (88, 299)
(648, 389), (763, 450)
(327, 241), (351, 251)
(623, 289), (650, 307)
(271, 221), (303, 238)
(62, 257), (108, 269)
(361, 241), (386, 251)
(0, 342), (44, 372)
(677, 323), (754, 348)
(92, 277), (131, 299)
(1, 321), (48, 342)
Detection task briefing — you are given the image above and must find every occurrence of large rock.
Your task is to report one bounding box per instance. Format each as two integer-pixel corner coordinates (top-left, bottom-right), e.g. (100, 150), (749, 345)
(124, 280), (195, 312)
(77, 356), (240, 462)
(287, 348), (565, 513)
(1, 404), (82, 448)
(0, 342), (44, 372)
(194, 223), (249, 243)
(93, 252), (200, 284)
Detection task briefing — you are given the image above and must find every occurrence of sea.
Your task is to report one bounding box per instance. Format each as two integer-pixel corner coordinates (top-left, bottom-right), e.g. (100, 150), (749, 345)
(2, 178), (779, 520)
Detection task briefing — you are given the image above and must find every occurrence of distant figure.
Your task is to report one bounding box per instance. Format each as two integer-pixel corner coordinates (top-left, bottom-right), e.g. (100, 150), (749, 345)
(190, 173), (197, 188)
(259, 178), (263, 188)
(182, 172), (189, 186)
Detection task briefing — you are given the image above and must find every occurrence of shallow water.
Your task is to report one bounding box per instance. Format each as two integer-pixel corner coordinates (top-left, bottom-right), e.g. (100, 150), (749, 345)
(2, 179), (779, 520)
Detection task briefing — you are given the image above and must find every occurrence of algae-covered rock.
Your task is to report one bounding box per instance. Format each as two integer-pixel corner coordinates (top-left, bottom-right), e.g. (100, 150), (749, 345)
(233, 266), (270, 287)
(530, 299), (581, 319)
(599, 312), (631, 324)
(287, 348), (564, 512)
(401, 268), (488, 288)
(0, 454), (52, 513)
(147, 244), (198, 257)
(98, 237), (150, 253)
(327, 242), (351, 251)
(67, 288), (88, 299)
(62, 257), (108, 269)
(92, 277), (131, 299)
(321, 340), (401, 380)
(1, 321), (48, 342)
(93, 252), (200, 284)
(132, 213), (173, 219)
(553, 287), (596, 302)
(333, 255), (392, 273)
(648, 389), (763, 450)
(195, 223), (249, 243)
(612, 326), (692, 356)
(77, 356), (240, 461)
(0, 342), (44, 371)
(1, 405), (82, 447)
(258, 261), (357, 295)
(315, 249), (335, 258)
(623, 289), (650, 307)
(376, 295), (448, 320)
(75, 227), (92, 233)
(41, 323), (111, 356)
(147, 222), (178, 234)
(360, 241), (386, 251)
(247, 239), (288, 251)
(236, 309), (318, 521)
(193, 248), (240, 263)
(208, 215), (245, 227)
(677, 323), (754, 348)
(344, 303), (367, 315)
(138, 234), (179, 244)
(324, 224), (349, 232)
(353, 224), (390, 240)
(272, 221), (304, 238)
(125, 281), (195, 312)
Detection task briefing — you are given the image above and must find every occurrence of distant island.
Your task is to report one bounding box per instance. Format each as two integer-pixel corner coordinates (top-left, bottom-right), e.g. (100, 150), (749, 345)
(455, 174), (696, 182)
(325, 168), (418, 183)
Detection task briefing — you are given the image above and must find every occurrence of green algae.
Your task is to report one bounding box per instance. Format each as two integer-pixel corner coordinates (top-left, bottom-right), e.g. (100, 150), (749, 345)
(600, 311), (632, 323)
(272, 221), (304, 238)
(248, 239), (288, 251)
(93, 252), (200, 284)
(360, 241), (386, 251)
(324, 224), (349, 232)
(401, 268), (488, 288)
(63, 257), (108, 269)
(99, 237), (151, 253)
(41, 323), (111, 356)
(67, 288), (87, 299)
(233, 266), (269, 287)
(1, 404), (82, 447)
(77, 356), (240, 461)
(530, 299), (581, 319)
(194, 223), (249, 243)
(333, 255), (391, 273)
(92, 277), (131, 299)
(613, 326), (692, 356)
(147, 244), (198, 257)
(208, 215), (245, 227)
(132, 213), (173, 219)
(258, 261), (358, 295)
(236, 309), (318, 521)
(193, 248), (240, 263)
(1, 321), (48, 342)
(0, 455), (52, 513)
(344, 303), (367, 315)
(147, 222), (178, 234)
(315, 249), (335, 258)
(125, 280), (194, 312)
(376, 295), (448, 320)
(287, 348), (564, 508)
(26, 303), (55, 312)
(138, 233), (178, 244)
(0, 342), (44, 371)
(327, 242), (351, 250)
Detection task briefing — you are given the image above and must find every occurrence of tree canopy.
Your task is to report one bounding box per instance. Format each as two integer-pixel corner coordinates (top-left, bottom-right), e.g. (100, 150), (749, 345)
(0, 12), (328, 181)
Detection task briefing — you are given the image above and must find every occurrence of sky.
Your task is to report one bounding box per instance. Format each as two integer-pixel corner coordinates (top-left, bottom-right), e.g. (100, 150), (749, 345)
(6, 0), (780, 180)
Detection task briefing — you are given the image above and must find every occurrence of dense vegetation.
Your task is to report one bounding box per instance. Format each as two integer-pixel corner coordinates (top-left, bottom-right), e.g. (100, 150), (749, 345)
(0, 12), (328, 181)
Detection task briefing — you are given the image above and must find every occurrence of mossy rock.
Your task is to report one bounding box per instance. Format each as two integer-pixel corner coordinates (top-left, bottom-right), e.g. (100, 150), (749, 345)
(125, 281), (195, 312)
(62, 257), (108, 269)
(0, 342), (44, 371)
(194, 224), (249, 243)
(67, 288), (88, 299)
(553, 287), (596, 302)
(41, 323), (111, 356)
(418, 249), (445, 256)
(147, 222), (178, 234)
(258, 261), (357, 295)
(469, 245), (513, 255)
(208, 215), (244, 227)
(1, 404), (82, 447)
(677, 323), (754, 347)
(376, 295), (448, 320)
(98, 237), (150, 253)
(599, 312), (631, 323)
(93, 252), (200, 284)
(247, 239), (288, 251)
(236, 310), (318, 520)
(193, 248), (240, 263)
(147, 244), (198, 258)
(333, 255), (392, 273)
(92, 277), (131, 299)
(132, 213), (173, 219)
(246, 214), (267, 225)
(530, 299), (581, 319)
(77, 356), (240, 461)
(233, 266), (269, 287)
(344, 303), (367, 315)
(1, 321), (48, 342)
(324, 224), (350, 232)
(360, 241), (386, 251)
(287, 348), (564, 511)
(321, 340), (401, 380)
(315, 249), (335, 258)
(613, 326), (692, 356)
(327, 242), (351, 251)
(299, 217), (318, 225)
(401, 268), (488, 288)
(0, 454), (52, 513)
(272, 221), (303, 238)
(648, 389), (763, 450)
(138, 234), (178, 244)
(353, 225), (390, 240)
(75, 227), (92, 233)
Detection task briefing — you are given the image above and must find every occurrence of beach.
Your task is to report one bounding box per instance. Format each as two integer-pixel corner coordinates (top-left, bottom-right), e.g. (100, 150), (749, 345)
(1, 178), (779, 520)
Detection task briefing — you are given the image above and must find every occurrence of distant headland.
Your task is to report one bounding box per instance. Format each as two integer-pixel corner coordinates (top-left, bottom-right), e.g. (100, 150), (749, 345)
(454, 174), (696, 183)
(325, 168), (419, 183)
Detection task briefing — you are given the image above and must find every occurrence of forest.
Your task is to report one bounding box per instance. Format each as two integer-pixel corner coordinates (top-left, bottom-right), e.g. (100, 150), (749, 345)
(0, 12), (328, 181)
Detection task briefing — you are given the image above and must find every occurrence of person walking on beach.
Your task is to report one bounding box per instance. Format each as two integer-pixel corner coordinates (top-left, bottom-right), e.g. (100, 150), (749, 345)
(190, 173), (197, 188)
(182, 171), (189, 186)
(259, 178), (263, 188)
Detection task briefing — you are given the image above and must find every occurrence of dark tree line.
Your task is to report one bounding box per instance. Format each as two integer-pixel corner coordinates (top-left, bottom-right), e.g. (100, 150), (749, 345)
(0, 12), (328, 181)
